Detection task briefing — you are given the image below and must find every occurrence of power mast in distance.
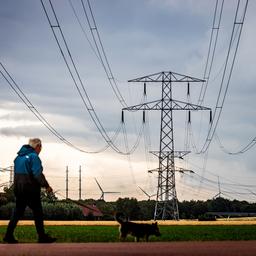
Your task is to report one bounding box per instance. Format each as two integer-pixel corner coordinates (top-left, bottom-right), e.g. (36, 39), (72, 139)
(79, 165), (82, 200)
(123, 71), (211, 220)
(66, 166), (69, 200)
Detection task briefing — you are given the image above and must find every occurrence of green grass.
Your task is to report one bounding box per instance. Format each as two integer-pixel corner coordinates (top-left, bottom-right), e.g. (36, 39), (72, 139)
(1, 225), (256, 243)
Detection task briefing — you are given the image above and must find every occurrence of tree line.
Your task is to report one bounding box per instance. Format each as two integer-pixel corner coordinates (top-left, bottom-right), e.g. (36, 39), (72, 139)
(1, 186), (256, 220)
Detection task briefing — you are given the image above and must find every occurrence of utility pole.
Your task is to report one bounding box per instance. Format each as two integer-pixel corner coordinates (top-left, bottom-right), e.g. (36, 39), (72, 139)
(0, 166), (14, 188)
(123, 71), (211, 220)
(9, 166), (13, 188)
(79, 165), (82, 200)
(66, 166), (69, 199)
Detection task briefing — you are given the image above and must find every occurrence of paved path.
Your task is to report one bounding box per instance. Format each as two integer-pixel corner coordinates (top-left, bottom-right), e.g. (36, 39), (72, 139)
(0, 241), (256, 256)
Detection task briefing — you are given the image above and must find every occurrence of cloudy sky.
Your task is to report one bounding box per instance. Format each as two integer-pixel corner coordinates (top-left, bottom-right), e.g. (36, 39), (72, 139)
(0, 0), (255, 202)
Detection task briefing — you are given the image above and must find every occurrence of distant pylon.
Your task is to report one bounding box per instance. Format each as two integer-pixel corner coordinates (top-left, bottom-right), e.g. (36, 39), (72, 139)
(66, 166), (69, 199)
(79, 165), (82, 200)
(123, 71), (211, 220)
(9, 166), (13, 188)
(0, 166), (13, 188)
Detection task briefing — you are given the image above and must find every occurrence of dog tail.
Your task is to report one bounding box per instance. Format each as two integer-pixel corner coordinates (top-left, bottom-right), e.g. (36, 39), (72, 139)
(115, 212), (124, 224)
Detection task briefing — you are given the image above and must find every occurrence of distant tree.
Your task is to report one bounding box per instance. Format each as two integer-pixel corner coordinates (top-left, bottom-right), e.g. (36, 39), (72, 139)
(116, 197), (140, 220)
(0, 202), (15, 219)
(231, 199), (243, 212)
(96, 200), (116, 220)
(0, 194), (8, 207)
(2, 186), (15, 202)
(138, 200), (155, 220)
(179, 201), (191, 219)
(178, 200), (208, 219)
(207, 197), (232, 212)
(42, 202), (84, 220)
(2, 196), (256, 220)
(86, 211), (94, 220)
(192, 200), (208, 217)
(237, 200), (256, 213)
(40, 190), (58, 203)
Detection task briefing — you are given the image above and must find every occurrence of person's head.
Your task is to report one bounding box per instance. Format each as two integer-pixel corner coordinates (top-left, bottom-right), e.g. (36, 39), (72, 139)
(28, 138), (42, 154)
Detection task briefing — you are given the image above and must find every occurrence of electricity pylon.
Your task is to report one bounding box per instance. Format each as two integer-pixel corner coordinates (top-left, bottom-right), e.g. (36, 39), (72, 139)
(0, 166), (14, 188)
(123, 71), (211, 220)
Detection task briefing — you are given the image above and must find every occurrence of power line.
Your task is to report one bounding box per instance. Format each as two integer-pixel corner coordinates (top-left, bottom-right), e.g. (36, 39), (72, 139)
(181, 171), (256, 200)
(142, 89), (154, 172)
(70, 0), (147, 167)
(0, 62), (119, 154)
(215, 133), (256, 155)
(40, 0), (141, 155)
(198, 0), (249, 154)
(68, 0), (101, 61)
(41, 0), (119, 152)
(198, 0), (224, 105)
(79, 0), (128, 107)
(166, 1), (249, 202)
(189, 0), (223, 169)
(186, 159), (256, 189)
(191, 5), (242, 155)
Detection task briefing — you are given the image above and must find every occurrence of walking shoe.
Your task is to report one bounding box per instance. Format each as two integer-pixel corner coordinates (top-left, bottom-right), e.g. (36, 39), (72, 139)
(3, 236), (18, 244)
(38, 233), (57, 243)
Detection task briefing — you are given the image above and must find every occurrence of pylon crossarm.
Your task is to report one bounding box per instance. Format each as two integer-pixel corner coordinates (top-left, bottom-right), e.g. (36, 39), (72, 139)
(148, 167), (160, 173)
(0, 166), (12, 172)
(123, 99), (210, 111)
(175, 167), (194, 173)
(149, 150), (190, 158)
(128, 71), (205, 83)
(123, 99), (162, 111)
(171, 99), (211, 111)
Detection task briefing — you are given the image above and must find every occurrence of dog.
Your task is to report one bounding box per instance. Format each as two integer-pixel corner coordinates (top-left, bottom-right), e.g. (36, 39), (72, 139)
(115, 212), (161, 242)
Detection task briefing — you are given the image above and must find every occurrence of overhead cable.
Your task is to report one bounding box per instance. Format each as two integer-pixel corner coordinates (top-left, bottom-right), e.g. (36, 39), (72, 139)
(198, 0), (248, 154)
(198, 0), (224, 105)
(68, 0), (101, 61)
(78, 0), (128, 107)
(215, 133), (256, 155)
(0, 62), (115, 153)
(40, 0), (141, 155)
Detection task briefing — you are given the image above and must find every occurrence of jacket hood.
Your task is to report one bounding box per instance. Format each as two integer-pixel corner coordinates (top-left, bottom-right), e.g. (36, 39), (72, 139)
(17, 145), (36, 156)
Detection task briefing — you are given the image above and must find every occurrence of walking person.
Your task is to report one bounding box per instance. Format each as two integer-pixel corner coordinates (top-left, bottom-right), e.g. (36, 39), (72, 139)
(3, 138), (56, 243)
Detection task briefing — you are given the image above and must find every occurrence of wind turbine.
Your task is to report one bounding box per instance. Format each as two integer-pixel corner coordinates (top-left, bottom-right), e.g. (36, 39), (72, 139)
(94, 178), (120, 201)
(138, 186), (156, 200)
(213, 176), (225, 199)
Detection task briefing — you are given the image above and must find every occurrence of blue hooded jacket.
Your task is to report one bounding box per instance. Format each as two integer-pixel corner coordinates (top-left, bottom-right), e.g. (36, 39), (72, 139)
(14, 145), (49, 194)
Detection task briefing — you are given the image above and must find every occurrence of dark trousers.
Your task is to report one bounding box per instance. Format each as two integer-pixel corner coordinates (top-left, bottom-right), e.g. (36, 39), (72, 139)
(5, 193), (45, 238)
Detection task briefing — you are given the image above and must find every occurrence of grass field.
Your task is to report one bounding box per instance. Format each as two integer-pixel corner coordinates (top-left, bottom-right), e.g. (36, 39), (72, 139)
(1, 224), (256, 243)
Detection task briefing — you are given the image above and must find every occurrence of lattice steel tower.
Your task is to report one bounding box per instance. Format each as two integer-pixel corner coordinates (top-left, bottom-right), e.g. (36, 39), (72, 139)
(123, 71), (211, 220)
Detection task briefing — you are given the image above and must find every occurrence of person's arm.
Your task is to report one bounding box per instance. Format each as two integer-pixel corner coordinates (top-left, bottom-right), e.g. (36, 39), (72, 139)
(30, 153), (50, 188)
